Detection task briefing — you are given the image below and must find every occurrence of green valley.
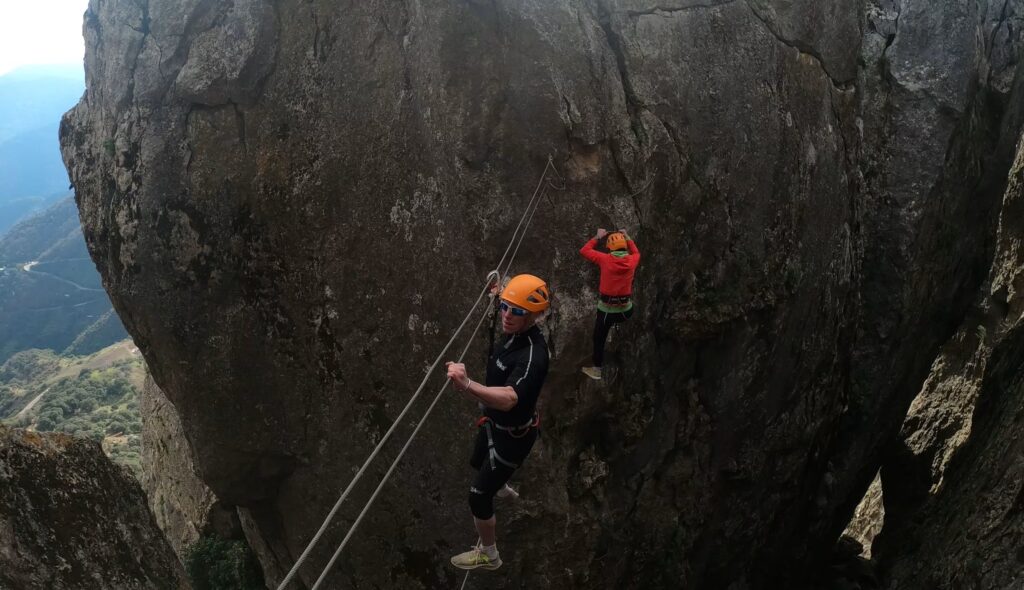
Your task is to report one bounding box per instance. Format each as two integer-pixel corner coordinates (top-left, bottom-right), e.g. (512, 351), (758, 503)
(0, 340), (144, 477)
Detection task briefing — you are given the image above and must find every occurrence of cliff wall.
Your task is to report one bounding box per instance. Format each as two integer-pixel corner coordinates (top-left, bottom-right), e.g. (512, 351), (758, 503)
(60, 0), (1024, 587)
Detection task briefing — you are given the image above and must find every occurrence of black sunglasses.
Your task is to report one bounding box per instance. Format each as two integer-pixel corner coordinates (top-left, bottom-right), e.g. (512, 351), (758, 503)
(499, 301), (529, 316)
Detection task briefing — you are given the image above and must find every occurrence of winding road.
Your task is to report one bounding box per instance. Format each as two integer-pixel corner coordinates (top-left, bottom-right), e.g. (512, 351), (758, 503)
(18, 260), (104, 293)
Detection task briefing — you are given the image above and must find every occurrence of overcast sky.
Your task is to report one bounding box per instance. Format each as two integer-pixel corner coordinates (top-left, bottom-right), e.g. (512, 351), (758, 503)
(0, 0), (90, 76)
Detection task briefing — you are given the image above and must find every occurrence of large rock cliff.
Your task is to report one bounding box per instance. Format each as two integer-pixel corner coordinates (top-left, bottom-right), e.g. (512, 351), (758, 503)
(0, 426), (188, 589)
(59, 0), (1024, 588)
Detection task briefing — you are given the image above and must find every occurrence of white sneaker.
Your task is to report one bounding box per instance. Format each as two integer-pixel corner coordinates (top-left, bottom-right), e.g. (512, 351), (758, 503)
(581, 366), (602, 380)
(496, 483), (519, 500)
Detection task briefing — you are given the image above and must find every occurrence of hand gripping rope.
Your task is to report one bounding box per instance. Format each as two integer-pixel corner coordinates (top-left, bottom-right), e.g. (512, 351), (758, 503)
(277, 157), (564, 589)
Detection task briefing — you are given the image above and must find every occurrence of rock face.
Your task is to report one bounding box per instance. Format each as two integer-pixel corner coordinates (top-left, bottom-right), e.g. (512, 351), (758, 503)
(857, 123), (1024, 589)
(141, 374), (239, 560)
(59, 0), (1024, 588)
(0, 426), (188, 589)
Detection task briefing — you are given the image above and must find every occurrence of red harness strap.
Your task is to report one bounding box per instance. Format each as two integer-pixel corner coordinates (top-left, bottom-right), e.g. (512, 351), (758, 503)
(474, 413), (540, 438)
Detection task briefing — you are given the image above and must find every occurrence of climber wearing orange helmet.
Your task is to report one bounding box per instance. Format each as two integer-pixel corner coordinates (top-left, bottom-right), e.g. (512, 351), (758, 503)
(579, 228), (640, 380)
(445, 274), (551, 571)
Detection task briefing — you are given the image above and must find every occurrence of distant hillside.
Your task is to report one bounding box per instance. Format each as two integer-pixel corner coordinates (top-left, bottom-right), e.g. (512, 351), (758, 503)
(0, 340), (145, 477)
(0, 197), (126, 362)
(0, 194), (81, 265)
(0, 127), (71, 202)
(0, 193), (68, 237)
(0, 65), (84, 232)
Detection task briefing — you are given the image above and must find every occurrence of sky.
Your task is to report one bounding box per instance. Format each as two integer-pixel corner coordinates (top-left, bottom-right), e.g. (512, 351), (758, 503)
(0, 0), (90, 76)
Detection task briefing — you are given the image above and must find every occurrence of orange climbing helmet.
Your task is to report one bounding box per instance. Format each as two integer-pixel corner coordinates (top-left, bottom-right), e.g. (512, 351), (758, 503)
(500, 274), (550, 312)
(606, 232), (627, 251)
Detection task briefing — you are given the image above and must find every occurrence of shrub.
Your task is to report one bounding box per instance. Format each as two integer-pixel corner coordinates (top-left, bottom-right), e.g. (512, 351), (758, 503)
(104, 380), (129, 400)
(36, 414), (55, 431)
(0, 349), (59, 384)
(184, 536), (264, 590)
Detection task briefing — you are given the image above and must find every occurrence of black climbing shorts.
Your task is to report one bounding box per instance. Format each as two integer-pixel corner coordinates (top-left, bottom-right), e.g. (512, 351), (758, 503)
(467, 425), (538, 520)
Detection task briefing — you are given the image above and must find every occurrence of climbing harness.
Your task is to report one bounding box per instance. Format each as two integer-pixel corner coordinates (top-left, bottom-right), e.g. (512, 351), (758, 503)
(480, 419), (518, 471)
(476, 414), (540, 437)
(277, 156), (564, 589)
(599, 294), (632, 306)
(475, 414), (540, 469)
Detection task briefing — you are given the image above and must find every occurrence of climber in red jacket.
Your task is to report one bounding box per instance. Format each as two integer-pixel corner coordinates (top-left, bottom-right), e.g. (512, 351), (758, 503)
(579, 228), (640, 380)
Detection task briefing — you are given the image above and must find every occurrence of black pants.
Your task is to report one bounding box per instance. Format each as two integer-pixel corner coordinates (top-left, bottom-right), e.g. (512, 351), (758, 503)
(468, 424), (537, 520)
(593, 308), (633, 367)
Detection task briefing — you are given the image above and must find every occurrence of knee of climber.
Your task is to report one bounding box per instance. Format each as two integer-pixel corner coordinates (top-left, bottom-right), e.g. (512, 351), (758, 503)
(469, 486), (494, 520)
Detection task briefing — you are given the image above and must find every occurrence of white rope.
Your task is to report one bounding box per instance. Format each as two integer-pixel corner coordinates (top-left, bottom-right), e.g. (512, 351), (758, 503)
(499, 180), (547, 282)
(492, 156), (557, 278)
(277, 157), (561, 589)
(309, 303), (494, 589)
(275, 276), (495, 590)
(311, 156), (561, 585)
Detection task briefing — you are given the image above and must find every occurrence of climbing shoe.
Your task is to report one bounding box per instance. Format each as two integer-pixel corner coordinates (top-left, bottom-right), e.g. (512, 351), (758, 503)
(451, 546), (503, 571)
(496, 483), (519, 500)
(581, 366), (602, 380)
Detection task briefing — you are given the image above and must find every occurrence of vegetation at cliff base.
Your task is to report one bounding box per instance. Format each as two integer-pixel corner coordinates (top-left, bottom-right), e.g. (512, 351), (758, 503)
(185, 536), (265, 590)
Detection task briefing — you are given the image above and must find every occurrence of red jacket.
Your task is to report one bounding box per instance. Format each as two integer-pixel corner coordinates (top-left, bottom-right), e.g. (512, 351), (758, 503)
(580, 238), (640, 297)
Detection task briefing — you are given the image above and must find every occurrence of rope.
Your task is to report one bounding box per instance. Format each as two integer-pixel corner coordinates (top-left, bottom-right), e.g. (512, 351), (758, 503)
(307, 158), (562, 586)
(277, 157), (562, 589)
(275, 275), (495, 590)
(309, 303), (494, 589)
(491, 156), (558, 278)
(499, 181), (546, 282)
